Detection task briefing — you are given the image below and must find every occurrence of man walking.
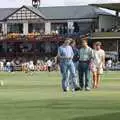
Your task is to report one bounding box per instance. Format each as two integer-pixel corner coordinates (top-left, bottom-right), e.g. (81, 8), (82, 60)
(58, 38), (77, 92)
(78, 38), (93, 91)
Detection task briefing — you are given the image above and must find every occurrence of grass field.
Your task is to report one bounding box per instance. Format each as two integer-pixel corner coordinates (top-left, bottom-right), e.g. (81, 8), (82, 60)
(0, 71), (120, 120)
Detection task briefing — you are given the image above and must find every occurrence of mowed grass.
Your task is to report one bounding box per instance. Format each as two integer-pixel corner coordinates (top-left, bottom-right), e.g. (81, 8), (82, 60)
(0, 71), (120, 120)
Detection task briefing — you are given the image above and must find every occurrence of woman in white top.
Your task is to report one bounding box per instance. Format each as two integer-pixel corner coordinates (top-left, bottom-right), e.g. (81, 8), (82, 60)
(92, 42), (105, 88)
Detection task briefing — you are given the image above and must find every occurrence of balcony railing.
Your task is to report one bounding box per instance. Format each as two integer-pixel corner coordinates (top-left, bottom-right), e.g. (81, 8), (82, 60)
(92, 32), (120, 39)
(0, 33), (65, 41)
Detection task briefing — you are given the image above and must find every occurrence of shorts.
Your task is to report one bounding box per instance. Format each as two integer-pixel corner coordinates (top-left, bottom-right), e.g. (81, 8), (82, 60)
(90, 63), (103, 74)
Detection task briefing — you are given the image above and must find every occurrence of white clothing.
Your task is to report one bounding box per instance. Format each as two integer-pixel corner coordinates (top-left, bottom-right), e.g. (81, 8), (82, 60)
(29, 61), (34, 70)
(93, 49), (105, 68)
(6, 62), (11, 66)
(92, 49), (105, 74)
(107, 60), (112, 68)
(47, 60), (52, 67)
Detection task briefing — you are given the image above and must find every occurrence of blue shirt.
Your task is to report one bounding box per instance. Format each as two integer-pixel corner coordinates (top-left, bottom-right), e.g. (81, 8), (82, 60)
(58, 45), (74, 63)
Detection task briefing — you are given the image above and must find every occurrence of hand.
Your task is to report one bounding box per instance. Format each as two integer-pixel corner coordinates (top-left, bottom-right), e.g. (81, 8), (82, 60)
(103, 64), (105, 69)
(67, 57), (73, 59)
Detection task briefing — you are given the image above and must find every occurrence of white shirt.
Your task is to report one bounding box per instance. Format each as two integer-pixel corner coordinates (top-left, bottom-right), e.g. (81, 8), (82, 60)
(0, 62), (4, 67)
(6, 62), (11, 66)
(93, 49), (105, 67)
(29, 61), (34, 65)
(107, 60), (112, 67)
(47, 60), (52, 67)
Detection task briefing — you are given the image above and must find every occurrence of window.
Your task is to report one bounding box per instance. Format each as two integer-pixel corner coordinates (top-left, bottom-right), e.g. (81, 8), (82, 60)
(7, 23), (23, 33)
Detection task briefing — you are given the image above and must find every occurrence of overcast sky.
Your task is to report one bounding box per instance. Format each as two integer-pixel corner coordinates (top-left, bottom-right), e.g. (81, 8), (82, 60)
(0, 0), (120, 8)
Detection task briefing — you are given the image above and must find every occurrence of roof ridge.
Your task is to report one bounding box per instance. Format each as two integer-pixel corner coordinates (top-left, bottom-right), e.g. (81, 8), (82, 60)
(24, 5), (46, 19)
(38, 5), (91, 8)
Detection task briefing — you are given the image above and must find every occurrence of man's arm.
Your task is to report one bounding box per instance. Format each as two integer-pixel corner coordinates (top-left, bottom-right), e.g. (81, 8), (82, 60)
(89, 48), (94, 61)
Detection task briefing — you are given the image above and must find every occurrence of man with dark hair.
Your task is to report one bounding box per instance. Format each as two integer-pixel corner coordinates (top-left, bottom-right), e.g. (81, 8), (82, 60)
(78, 38), (93, 91)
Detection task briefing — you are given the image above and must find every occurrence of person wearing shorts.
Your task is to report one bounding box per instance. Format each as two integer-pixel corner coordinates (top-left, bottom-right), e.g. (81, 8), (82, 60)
(92, 42), (105, 88)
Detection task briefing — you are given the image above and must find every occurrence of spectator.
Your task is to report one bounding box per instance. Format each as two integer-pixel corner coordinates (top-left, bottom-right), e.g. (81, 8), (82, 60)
(47, 59), (52, 72)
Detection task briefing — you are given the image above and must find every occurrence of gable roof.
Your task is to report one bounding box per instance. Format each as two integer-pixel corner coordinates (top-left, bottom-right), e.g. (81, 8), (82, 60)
(0, 8), (17, 21)
(25, 6), (46, 19)
(39, 5), (113, 20)
(0, 5), (114, 21)
(4, 6), (46, 21)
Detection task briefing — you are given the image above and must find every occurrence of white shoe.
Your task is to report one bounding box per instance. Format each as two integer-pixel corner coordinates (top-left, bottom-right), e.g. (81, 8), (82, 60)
(66, 87), (70, 91)
(72, 88), (75, 93)
(85, 87), (91, 91)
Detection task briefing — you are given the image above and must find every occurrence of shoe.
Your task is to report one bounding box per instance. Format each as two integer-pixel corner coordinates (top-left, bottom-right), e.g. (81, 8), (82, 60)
(72, 88), (75, 93)
(85, 87), (91, 91)
(75, 87), (80, 91)
(66, 87), (70, 91)
(79, 87), (83, 91)
(63, 89), (67, 92)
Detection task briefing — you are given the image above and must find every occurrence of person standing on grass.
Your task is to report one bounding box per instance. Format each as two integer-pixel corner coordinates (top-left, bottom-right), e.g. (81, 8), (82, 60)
(69, 40), (79, 86)
(78, 38), (93, 91)
(47, 59), (52, 72)
(92, 42), (105, 88)
(58, 38), (77, 92)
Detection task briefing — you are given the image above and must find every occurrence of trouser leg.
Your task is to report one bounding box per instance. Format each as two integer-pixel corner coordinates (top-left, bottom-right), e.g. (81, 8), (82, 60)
(84, 63), (91, 88)
(60, 62), (68, 91)
(78, 63), (84, 88)
(69, 62), (77, 90)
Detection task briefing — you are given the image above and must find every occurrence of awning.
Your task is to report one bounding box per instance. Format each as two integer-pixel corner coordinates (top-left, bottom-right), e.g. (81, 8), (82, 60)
(92, 37), (120, 40)
(90, 3), (120, 11)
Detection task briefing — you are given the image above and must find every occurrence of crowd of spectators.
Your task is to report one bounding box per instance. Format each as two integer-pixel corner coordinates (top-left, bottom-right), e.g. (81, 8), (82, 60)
(100, 25), (120, 32)
(0, 57), (58, 72)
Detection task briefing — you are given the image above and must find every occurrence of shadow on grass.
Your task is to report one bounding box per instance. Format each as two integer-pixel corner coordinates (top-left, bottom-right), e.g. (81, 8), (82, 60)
(70, 112), (120, 120)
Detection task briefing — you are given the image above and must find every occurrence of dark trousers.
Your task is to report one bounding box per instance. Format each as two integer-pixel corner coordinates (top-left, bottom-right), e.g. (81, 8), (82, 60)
(78, 62), (91, 88)
(48, 66), (51, 72)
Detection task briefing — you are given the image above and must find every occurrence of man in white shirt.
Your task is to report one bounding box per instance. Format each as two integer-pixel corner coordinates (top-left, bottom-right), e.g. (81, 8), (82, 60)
(6, 61), (11, 72)
(29, 61), (35, 71)
(92, 42), (105, 88)
(47, 59), (52, 72)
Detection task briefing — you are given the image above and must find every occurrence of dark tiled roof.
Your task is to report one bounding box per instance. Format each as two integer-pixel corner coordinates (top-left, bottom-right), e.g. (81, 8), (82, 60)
(0, 5), (114, 21)
(0, 8), (17, 21)
(26, 6), (46, 19)
(39, 5), (113, 20)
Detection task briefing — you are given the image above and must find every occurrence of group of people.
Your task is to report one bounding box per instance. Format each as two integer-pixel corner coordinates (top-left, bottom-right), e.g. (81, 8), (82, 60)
(0, 57), (58, 72)
(58, 37), (105, 92)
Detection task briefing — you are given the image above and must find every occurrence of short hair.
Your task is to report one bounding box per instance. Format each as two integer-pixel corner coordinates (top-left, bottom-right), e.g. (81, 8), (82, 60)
(64, 38), (73, 43)
(81, 37), (88, 43)
(70, 40), (76, 45)
(96, 41), (102, 46)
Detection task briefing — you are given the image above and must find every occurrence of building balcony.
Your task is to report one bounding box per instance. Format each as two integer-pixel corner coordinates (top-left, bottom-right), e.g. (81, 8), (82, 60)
(91, 32), (120, 40)
(0, 33), (65, 42)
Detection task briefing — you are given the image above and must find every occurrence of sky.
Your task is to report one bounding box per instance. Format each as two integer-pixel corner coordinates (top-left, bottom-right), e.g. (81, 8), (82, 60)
(0, 0), (120, 8)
